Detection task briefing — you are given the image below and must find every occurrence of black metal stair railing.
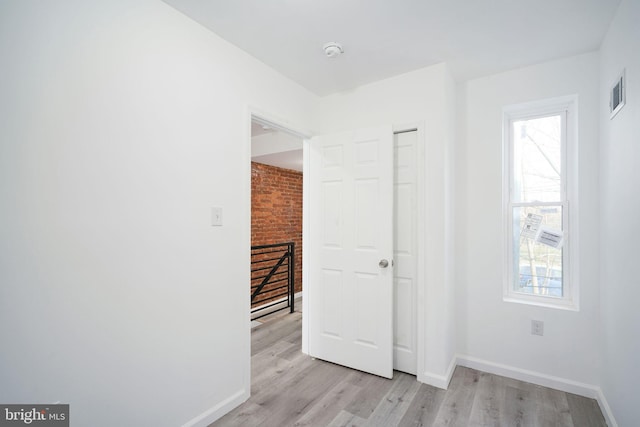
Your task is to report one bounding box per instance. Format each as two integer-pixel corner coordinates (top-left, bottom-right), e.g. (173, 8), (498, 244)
(251, 242), (295, 319)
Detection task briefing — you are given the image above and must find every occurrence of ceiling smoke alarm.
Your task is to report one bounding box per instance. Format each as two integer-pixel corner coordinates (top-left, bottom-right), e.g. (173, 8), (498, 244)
(323, 42), (344, 58)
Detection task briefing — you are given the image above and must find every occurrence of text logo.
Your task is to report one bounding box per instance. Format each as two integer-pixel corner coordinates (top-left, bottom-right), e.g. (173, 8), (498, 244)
(0, 405), (69, 426)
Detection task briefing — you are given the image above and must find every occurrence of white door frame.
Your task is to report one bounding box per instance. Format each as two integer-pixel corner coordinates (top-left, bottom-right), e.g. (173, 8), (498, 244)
(245, 107), (312, 397)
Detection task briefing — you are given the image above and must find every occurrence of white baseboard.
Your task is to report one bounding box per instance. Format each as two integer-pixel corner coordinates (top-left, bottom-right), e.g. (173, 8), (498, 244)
(457, 354), (599, 398)
(183, 292), (302, 426)
(251, 292), (302, 319)
(595, 388), (619, 427)
(456, 354), (618, 427)
(419, 356), (457, 390)
(181, 388), (249, 427)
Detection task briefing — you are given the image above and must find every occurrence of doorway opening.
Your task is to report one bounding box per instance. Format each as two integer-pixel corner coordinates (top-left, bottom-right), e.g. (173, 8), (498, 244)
(250, 117), (305, 327)
(247, 113), (423, 385)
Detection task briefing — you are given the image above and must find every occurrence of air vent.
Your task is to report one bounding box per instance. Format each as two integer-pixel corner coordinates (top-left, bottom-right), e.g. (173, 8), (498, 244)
(610, 70), (626, 119)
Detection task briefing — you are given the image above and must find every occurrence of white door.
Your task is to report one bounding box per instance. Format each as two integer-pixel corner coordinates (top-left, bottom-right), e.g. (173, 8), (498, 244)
(308, 126), (394, 379)
(393, 130), (418, 375)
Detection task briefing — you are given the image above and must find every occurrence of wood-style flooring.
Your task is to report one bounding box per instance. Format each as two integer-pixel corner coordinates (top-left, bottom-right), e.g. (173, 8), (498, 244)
(211, 307), (607, 427)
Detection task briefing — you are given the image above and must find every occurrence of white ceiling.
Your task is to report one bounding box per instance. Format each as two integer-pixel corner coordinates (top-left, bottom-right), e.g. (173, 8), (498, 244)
(163, 0), (620, 96)
(250, 121), (277, 137)
(251, 121), (303, 171)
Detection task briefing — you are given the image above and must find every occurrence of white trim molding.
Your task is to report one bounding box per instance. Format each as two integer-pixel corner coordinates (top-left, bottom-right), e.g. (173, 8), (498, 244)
(419, 355), (457, 390)
(181, 389), (249, 427)
(301, 139), (311, 355)
(456, 355), (618, 427)
(502, 95), (579, 311)
(595, 389), (619, 427)
(249, 107), (314, 140)
(251, 291), (303, 320)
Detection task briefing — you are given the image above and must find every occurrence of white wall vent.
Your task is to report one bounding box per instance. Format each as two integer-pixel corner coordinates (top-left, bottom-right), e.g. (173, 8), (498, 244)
(610, 69), (626, 119)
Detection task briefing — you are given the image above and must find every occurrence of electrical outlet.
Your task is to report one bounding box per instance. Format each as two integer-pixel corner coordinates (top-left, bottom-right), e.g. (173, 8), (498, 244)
(531, 320), (544, 336)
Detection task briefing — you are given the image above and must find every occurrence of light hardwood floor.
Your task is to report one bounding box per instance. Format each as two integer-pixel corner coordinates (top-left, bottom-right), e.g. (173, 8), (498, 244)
(211, 307), (606, 427)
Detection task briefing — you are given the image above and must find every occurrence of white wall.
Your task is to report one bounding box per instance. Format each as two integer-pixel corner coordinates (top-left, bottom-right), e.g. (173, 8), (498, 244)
(316, 63), (458, 386)
(456, 53), (602, 387)
(3, 0), (634, 424)
(599, 0), (640, 424)
(0, 1), (316, 426)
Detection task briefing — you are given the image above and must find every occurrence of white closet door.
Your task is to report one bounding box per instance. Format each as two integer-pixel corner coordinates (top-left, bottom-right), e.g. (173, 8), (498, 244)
(393, 130), (418, 375)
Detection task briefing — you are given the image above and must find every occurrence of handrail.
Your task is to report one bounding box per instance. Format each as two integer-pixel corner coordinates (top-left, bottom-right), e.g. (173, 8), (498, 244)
(250, 242), (295, 320)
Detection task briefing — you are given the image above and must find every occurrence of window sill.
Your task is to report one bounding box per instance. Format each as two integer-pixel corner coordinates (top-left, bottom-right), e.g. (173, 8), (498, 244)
(503, 294), (578, 312)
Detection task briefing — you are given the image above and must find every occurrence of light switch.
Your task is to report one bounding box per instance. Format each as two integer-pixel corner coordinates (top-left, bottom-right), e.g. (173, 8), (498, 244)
(211, 207), (223, 226)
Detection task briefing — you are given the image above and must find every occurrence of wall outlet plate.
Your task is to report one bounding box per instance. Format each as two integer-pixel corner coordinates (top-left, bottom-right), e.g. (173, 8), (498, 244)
(531, 320), (544, 336)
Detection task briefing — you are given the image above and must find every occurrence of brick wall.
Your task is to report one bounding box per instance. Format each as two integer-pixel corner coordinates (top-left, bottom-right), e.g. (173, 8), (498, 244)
(251, 162), (302, 306)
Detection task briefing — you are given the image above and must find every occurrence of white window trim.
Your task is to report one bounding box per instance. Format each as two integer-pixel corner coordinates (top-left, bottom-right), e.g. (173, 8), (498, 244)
(502, 95), (579, 311)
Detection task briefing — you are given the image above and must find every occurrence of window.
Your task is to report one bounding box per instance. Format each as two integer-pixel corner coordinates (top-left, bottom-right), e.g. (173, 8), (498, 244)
(503, 97), (578, 310)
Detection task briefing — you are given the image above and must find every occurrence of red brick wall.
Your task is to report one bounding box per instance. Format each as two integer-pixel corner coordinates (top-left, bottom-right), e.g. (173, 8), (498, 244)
(251, 162), (302, 304)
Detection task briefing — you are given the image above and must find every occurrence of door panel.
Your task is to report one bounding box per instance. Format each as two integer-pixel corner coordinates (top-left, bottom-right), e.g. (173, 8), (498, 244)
(321, 269), (342, 337)
(308, 126), (394, 379)
(393, 130), (418, 375)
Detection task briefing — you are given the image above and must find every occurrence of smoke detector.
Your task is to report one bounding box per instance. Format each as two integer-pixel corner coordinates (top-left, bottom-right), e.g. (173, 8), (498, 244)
(323, 42), (344, 58)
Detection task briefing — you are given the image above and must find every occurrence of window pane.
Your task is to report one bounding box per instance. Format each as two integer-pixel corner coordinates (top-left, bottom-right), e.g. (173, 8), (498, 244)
(512, 115), (562, 202)
(512, 206), (563, 297)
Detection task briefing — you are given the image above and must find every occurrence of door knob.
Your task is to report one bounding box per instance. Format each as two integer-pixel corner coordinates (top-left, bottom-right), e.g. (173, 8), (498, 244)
(379, 259), (389, 268)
